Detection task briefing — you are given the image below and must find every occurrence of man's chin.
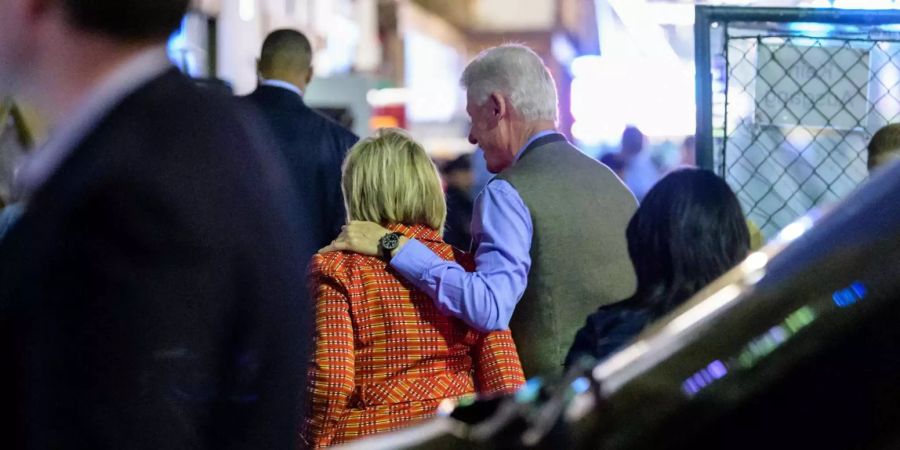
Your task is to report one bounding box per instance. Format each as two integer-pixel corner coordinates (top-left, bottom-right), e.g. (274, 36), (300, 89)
(487, 160), (513, 174)
(487, 163), (506, 174)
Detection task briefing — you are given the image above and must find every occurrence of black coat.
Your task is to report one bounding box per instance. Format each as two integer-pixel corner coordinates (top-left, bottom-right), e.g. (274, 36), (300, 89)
(243, 85), (358, 249)
(0, 69), (314, 449)
(564, 299), (654, 370)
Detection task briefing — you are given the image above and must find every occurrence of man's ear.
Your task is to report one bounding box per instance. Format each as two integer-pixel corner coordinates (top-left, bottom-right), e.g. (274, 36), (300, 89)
(305, 66), (314, 85)
(489, 92), (507, 119)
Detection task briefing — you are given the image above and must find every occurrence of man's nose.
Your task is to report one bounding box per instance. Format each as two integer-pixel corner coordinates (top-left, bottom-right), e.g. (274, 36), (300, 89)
(468, 132), (477, 145)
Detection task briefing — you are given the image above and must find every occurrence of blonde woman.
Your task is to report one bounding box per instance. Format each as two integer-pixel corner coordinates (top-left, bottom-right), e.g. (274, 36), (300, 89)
(303, 129), (524, 448)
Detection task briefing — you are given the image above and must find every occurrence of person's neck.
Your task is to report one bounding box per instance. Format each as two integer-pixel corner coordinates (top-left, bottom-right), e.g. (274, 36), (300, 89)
(23, 31), (155, 130)
(510, 120), (557, 157)
(261, 72), (306, 92)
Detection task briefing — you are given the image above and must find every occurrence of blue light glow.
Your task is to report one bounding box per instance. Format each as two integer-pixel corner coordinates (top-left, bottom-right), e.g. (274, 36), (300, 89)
(682, 360), (729, 396)
(571, 377), (591, 395)
(788, 22), (835, 35)
(832, 282), (867, 308)
(167, 17), (189, 71)
(516, 377), (543, 403)
(682, 306), (818, 397)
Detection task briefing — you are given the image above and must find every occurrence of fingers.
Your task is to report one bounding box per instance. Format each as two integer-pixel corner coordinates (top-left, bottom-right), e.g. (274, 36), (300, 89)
(321, 221), (386, 256)
(318, 237), (359, 254)
(318, 239), (335, 254)
(318, 238), (341, 254)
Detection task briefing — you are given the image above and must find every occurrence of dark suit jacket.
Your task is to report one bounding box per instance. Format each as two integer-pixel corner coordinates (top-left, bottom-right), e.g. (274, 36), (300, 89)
(0, 69), (314, 449)
(243, 85), (358, 249)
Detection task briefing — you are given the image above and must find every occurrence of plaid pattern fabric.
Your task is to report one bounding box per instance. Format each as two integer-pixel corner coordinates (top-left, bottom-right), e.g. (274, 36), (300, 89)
(302, 224), (525, 448)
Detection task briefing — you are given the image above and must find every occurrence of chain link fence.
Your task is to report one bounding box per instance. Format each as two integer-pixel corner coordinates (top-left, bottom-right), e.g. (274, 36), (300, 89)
(697, 8), (900, 239)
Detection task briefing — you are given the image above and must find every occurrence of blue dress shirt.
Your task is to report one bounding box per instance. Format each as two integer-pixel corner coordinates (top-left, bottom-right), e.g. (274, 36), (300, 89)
(391, 130), (556, 332)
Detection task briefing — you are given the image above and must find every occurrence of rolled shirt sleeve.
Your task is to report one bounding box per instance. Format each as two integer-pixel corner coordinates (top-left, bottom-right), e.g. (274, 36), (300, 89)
(390, 179), (532, 331)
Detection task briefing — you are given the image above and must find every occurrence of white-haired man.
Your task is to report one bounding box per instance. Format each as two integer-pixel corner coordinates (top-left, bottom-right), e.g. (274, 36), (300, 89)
(323, 44), (638, 376)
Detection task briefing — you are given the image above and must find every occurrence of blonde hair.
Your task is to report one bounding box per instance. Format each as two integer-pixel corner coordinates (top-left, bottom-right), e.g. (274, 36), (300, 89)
(342, 128), (446, 232)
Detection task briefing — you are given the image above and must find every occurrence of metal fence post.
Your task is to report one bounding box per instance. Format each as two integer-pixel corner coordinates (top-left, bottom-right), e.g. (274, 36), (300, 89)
(695, 6), (715, 170)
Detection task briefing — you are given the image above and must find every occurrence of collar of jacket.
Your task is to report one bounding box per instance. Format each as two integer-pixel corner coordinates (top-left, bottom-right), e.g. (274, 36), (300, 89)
(387, 223), (443, 244)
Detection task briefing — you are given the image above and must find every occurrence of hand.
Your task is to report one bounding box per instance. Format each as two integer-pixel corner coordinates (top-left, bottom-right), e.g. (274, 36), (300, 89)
(319, 221), (407, 257)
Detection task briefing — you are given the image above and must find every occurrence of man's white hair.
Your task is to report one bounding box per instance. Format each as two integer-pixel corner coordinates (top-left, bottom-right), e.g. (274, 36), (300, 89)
(461, 44), (559, 123)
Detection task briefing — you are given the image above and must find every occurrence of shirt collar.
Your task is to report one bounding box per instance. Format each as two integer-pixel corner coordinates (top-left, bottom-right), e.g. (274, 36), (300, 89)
(514, 129), (557, 163)
(16, 46), (172, 198)
(259, 78), (304, 97)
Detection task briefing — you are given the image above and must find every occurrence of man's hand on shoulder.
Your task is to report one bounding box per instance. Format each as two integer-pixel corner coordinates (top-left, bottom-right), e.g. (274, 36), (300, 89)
(318, 221), (409, 258)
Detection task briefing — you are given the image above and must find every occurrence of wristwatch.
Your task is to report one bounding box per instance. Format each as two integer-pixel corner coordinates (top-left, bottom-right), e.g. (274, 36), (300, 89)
(378, 232), (402, 260)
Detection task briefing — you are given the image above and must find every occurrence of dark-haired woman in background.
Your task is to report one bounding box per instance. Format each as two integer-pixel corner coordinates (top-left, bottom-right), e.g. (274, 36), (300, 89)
(564, 168), (750, 368)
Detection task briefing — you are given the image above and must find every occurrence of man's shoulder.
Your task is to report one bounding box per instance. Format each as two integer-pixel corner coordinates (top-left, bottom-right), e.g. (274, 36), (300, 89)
(95, 72), (281, 188)
(68, 73), (224, 170)
(476, 178), (529, 212)
(304, 108), (358, 142)
(246, 91), (357, 144)
(119, 70), (242, 130)
(502, 139), (623, 184)
(483, 177), (521, 197)
(518, 139), (596, 167)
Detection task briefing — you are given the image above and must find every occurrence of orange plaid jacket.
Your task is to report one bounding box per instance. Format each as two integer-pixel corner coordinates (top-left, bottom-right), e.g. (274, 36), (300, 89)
(301, 224), (525, 448)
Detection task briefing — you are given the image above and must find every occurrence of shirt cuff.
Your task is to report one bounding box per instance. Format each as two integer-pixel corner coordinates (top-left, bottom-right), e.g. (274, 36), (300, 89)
(390, 239), (442, 281)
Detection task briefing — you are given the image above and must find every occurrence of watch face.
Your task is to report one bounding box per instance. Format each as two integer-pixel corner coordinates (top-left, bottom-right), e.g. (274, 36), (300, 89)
(381, 232), (400, 250)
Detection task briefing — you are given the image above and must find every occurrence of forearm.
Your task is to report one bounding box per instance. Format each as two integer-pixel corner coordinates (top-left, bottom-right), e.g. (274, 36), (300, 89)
(391, 239), (523, 332)
(390, 180), (533, 331)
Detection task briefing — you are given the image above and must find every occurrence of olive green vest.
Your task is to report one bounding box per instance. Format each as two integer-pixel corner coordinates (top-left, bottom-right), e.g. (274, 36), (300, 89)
(496, 134), (638, 376)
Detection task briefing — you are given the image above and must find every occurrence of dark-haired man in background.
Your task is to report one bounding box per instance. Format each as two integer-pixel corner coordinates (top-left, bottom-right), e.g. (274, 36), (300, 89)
(244, 29), (358, 249)
(0, 1), (313, 448)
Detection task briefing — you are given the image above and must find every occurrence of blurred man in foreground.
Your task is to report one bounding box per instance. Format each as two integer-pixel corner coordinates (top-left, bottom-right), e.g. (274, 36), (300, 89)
(0, 0), (313, 447)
